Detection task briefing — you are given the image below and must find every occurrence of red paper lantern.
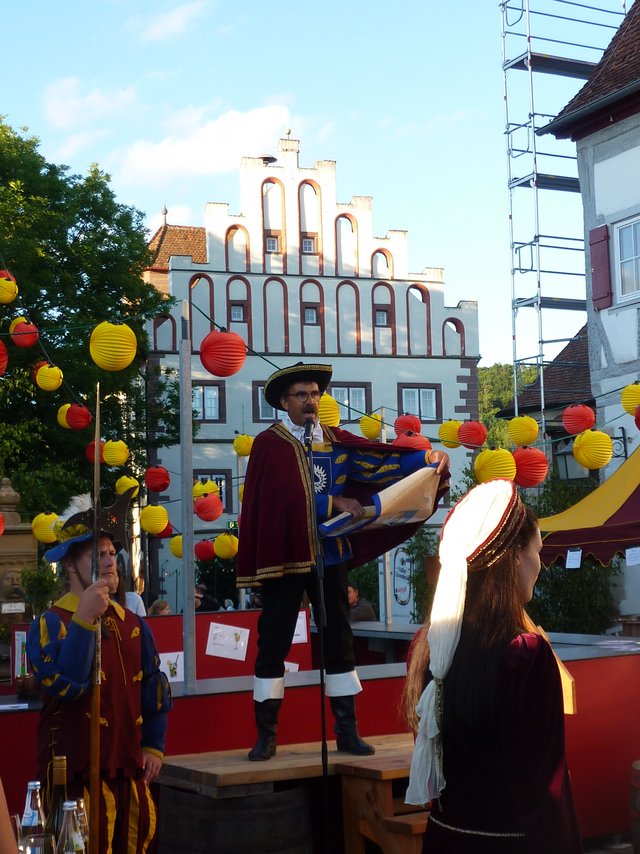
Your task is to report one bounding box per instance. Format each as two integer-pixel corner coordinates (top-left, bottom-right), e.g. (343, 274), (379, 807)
(145, 465), (171, 492)
(194, 540), (216, 562)
(635, 405), (640, 432)
(562, 404), (595, 435)
(0, 340), (7, 376)
(194, 493), (223, 522)
(11, 320), (39, 348)
(394, 414), (421, 436)
(31, 360), (48, 382)
(391, 432), (432, 451)
(0, 512), (4, 536)
(513, 447), (549, 488)
(66, 404), (92, 430)
(199, 330), (246, 377)
(156, 521), (174, 538)
(458, 420), (487, 450)
(85, 440), (105, 463)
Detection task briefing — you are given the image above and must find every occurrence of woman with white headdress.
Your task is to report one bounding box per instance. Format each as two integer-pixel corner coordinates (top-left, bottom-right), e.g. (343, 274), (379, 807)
(403, 479), (582, 853)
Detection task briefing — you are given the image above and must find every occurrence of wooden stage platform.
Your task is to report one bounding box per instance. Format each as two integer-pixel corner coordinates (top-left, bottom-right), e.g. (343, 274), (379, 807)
(156, 733), (428, 853)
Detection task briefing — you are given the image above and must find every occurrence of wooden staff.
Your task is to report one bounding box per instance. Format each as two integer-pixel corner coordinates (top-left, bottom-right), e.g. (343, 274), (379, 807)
(89, 384), (101, 854)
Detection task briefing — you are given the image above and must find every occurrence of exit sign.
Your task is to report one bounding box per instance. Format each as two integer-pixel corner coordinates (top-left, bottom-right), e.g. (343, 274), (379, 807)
(227, 520), (239, 532)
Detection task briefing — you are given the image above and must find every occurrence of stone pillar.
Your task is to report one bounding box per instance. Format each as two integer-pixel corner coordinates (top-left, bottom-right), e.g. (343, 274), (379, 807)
(0, 478), (37, 601)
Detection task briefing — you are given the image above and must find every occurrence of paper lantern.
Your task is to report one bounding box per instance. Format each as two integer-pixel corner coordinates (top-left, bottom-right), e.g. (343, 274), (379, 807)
(194, 540), (216, 562)
(360, 413), (382, 440)
(474, 448), (517, 483)
(194, 493), (223, 522)
(66, 404), (92, 430)
(458, 420), (488, 450)
(103, 440), (129, 467)
(85, 440), (105, 463)
(573, 430), (613, 470)
(57, 404), (72, 429)
(90, 321), (137, 371)
(513, 447), (549, 488)
(169, 535), (183, 558)
(0, 340), (7, 376)
(193, 480), (219, 499)
(621, 383), (640, 416)
(145, 465), (171, 492)
(394, 414), (421, 436)
(0, 512), (4, 536)
(562, 404), (595, 435)
(507, 416), (539, 447)
(318, 393), (340, 427)
(36, 364), (63, 392)
(32, 511), (59, 544)
(30, 360), (48, 382)
(214, 532), (239, 560)
(199, 329), (246, 377)
(140, 504), (169, 534)
(11, 319), (39, 348)
(116, 475), (140, 498)
(238, 483), (244, 502)
(391, 432), (432, 451)
(0, 270), (18, 304)
(157, 521), (174, 538)
(438, 420), (462, 449)
(233, 434), (254, 457)
(635, 405), (640, 432)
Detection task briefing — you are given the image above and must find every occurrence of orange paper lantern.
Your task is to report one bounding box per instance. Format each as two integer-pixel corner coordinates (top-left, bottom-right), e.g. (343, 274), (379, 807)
(11, 319), (39, 348)
(66, 404), (92, 430)
(562, 404), (595, 435)
(573, 430), (613, 470)
(36, 364), (63, 392)
(214, 532), (239, 560)
(103, 440), (129, 467)
(391, 432), (432, 451)
(85, 440), (105, 463)
(194, 493), (223, 522)
(507, 416), (539, 447)
(458, 420), (488, 450)
(394, 414), (421, 436)
(438, 420), (462, 449)
(140, 504), (169, 534)
(474, 448), (517, 483)
(195, 540), (216, 562)
(635, 405), (640, 432)
(199, 329), (246, 377)
(90, 321), (137, 371)
(318, 393), (340, 427)
(145, 466), (171, 492)
(513, 447), (548, 488)
(0, 270), (18, 304)
(157, 521), (174, 538)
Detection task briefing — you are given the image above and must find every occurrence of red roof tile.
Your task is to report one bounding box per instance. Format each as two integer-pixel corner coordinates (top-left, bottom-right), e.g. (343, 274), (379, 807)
(148, 224), (207, 269)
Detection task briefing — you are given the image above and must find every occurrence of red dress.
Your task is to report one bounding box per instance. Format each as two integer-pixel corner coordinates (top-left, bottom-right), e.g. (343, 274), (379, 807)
(421, 633), (583, 853)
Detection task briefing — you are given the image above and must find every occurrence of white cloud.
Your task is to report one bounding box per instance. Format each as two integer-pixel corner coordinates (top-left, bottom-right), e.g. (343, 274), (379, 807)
(114, 104), (291, 185)
(139, 1), (209, 42)
(42, 78), (137, 130)
(53, 130), (108, 161)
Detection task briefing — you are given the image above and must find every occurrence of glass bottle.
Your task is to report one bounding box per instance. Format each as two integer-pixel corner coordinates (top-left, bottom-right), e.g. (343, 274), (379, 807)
(21, 780), (46, 834)
(44, 756), (68, 842)
(54, 801), (85, 853)
(74, 798), (89, 850)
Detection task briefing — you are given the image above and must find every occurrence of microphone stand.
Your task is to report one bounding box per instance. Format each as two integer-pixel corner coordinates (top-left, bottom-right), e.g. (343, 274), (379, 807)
(304, 419), (330, 853)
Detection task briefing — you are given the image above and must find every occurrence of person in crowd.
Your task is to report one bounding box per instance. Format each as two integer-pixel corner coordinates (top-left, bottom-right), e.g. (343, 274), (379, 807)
(237, 361), (449, 761)
(194, 583), (219, 612)
(114, 564), (146, 617)
(148, 599), (171, 616)
(347, 583), (376, 622)
(26, 493), (171, 853)
(403, 479), (582, 853)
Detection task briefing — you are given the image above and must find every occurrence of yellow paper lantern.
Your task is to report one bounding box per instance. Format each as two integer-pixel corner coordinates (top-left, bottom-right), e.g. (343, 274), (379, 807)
(116, 475), (140, 498)
(193, 479), (219, 499)
(214, 532), (239, 560)
(36, 363), (63, 392)
(621, 383), (640, 416)
(0, 271), (18, 304)
(89, 321), (137, 371)
(507, 415), (539, 447)
(474, 448), (517, 483)
(233, 434), (254, 457)
(169, 535), (183, 558)
(57, 404), (72, 429)
(438, 420), (462, 449)
(318, 393), (340, 427)
(32, 511), (60, 544)
(103, 439), (129, 467)
(360, 413), (382, 440)
(573, 430), (613, 469)
(238, 483), (244, 502)
(140, 504), (169, 534)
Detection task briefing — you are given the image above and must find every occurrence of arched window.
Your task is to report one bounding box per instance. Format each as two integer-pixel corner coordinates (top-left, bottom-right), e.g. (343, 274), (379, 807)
(300, 279), (325, 354)
(153, 315), (177, 353)
(406, 284), (432, 356)
(442, 318), (466, 356)
(372, 282), (396, 355)
(189, 274), (215, 349)
(298, 181), (322, 274)
(263, 277), (289, 354)
(336, 281), (361, 355)
(335, 215), (358, 277)
(371, 249), (393, 279)
(262, 179), (286, 274)
(227, 275), (252, 349)
(225, 225), (250, 272)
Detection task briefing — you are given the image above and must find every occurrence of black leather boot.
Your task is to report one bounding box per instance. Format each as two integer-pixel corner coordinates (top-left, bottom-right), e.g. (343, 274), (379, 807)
(248, 699), (282, 761)
(330, 695), (375, 755)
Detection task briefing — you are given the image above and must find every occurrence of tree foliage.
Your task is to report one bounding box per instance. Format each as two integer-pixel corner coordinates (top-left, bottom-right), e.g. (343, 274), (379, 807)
(0, 119), (178, 518)
(478, 362), (538, 448)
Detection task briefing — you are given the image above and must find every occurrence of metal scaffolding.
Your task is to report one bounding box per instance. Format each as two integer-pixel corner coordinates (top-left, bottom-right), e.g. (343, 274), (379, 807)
(500, 0), (627, 431)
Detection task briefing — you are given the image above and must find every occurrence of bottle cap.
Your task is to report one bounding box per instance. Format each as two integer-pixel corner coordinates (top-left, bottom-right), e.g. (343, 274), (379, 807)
(27, 781), (41, 789)
(62, 801), (77, 811)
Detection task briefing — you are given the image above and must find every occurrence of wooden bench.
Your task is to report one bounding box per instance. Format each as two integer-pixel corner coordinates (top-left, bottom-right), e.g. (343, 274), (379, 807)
(335, 750), (429, 853)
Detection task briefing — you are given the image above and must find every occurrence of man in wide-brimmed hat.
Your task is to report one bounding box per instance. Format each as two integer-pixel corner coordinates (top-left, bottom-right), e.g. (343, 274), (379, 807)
(27, 492), (171, 853)
(237, 362), (450, 761)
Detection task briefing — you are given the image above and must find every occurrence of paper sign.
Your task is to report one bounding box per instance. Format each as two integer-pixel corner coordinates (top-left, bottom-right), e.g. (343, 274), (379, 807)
(626, 546), (640, 566)
(284, 660), (299, 673)
(2, 602), (25, 614)
(159, 651), (184, 683)
(292, 611), (307, 645)
(14, 631), (27, 679)
(565, 548), (582, 569)
(206, 622), (250, 661)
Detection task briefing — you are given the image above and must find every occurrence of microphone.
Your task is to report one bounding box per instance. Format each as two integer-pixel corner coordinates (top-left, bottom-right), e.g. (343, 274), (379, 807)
(304, 418), (314, 446)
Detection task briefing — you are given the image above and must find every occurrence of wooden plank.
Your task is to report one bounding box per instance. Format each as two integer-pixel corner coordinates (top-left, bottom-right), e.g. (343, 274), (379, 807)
(383, 812), (429, 836)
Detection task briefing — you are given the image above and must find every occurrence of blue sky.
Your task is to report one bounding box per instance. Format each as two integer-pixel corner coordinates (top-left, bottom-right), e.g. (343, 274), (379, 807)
(3, 1), (623, 365)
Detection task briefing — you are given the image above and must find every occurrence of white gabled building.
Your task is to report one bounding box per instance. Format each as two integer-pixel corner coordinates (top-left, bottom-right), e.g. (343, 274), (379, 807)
(145, 137), (479, 616)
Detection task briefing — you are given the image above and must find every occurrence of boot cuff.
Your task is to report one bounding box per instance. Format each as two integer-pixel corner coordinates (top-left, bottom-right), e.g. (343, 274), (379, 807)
(325, 671), (362, 697)
(253, 676), (285, 701)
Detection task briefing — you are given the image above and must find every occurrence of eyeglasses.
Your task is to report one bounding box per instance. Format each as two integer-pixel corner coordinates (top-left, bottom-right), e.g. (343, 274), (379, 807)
(287, 391), (321, 402)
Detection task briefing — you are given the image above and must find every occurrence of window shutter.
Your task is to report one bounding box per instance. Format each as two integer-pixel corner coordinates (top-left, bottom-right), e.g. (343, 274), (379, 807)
(589, 225), (611, 310)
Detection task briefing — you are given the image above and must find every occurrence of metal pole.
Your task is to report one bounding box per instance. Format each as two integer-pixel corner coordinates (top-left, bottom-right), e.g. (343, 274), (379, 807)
(180, 299), (196, 695)
(379, 408), (393, 628)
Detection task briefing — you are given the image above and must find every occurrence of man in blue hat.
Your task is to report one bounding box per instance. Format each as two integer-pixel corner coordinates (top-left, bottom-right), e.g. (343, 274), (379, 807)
(27, 493), (171, 853)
